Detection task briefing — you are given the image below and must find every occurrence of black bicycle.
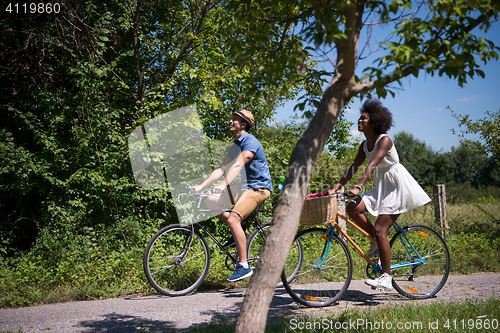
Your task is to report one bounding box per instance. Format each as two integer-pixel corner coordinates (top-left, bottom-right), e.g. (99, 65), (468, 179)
(143, 188), (303, 296)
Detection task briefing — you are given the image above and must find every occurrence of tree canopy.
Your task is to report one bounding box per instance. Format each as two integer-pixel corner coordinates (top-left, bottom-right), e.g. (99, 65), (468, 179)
(452, 108), (500, 186)
(0, 0), (316, 255)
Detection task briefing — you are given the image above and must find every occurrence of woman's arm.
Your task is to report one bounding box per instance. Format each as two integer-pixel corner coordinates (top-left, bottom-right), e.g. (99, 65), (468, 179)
(348, 136), (393, 196)
(330, 143), (367, 194)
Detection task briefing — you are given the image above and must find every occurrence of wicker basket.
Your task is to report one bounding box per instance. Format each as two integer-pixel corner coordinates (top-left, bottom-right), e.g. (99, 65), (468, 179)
(299, 195), (338, 226)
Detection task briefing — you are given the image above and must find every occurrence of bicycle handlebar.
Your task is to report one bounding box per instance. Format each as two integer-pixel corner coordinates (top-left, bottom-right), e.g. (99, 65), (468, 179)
(186, 186), (213, 195)
(332, 191), (356, 202)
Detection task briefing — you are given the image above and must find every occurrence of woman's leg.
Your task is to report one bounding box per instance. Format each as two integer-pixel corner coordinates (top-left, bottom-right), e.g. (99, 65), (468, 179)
(347, 198), (401, 274)
(346, 197), (375, 238)
(373, 214), (399, 274)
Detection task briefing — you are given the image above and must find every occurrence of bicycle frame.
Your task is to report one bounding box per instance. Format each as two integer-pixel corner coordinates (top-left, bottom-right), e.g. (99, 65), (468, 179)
(176, 191), (237, 263)
(390, 222), (426, 271)
(326, 211), (426, 274)
(176, 190), (268, 265)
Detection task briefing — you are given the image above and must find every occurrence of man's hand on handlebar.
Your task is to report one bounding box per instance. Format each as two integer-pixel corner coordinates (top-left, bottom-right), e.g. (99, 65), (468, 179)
(190, 185), (204, 192)
(211, 184), (225, 194)
(188, 185), (225, 195)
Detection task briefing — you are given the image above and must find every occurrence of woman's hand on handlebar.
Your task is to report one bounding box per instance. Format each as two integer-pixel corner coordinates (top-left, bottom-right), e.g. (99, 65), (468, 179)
(331, 184), (340, 193)
(330, 183), (360, 198)
(329, 183), (344, 195)
(346, 187), (361, 198)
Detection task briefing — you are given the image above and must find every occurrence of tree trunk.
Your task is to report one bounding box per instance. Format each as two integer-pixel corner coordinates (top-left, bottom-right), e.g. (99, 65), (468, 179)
(235, 79), (350, 332)
(234, 1), (365, 329)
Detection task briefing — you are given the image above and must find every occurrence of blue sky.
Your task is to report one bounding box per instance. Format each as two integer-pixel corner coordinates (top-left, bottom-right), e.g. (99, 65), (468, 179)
(274, 20), (500, 153)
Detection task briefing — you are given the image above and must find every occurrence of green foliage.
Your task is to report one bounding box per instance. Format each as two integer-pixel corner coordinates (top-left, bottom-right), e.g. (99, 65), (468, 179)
(234, 0), (500, 100)
(0, 0), (304, 306)
(1, 0), (500, 309)
(326, 111), (356, 160)
(257, 117), (307, 180)
(448, 232), (500, 273)
(0, 0), (307, 255)
(364, 0), (500, 95)
(394, 131), (455, 188)
(451, 108), (500, 186)
(393, 130), (498, 190)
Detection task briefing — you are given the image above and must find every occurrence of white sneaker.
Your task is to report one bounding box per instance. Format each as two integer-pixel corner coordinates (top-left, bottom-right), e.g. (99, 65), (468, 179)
(365, 242), (379, 258)
(365, 273), (393, 291)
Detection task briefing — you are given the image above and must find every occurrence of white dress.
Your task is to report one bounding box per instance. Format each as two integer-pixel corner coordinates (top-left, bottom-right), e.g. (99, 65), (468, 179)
(361, 134), (431, 216)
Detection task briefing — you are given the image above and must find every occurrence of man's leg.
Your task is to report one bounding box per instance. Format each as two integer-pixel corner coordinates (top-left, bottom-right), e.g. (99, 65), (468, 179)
(206, 195), (248, 263)
(225, 211), (247, 263)
(225, 211), (253, 282)
(227, 190), (270, 281)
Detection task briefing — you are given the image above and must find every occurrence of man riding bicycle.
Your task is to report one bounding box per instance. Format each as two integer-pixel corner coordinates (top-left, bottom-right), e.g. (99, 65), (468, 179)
(192, 109), (273, 282)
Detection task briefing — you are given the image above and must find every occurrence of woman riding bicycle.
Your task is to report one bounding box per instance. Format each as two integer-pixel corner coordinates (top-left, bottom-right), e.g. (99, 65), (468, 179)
(329, 99), (430, 291)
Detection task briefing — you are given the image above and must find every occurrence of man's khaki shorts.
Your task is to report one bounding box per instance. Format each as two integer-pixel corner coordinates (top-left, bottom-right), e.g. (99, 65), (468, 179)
(228, 188), (271, 220)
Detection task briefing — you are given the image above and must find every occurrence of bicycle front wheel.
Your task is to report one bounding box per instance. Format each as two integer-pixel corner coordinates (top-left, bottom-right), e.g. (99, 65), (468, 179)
(144, 224), (210, 296)
(282, 227), (353, 307)
(390, 224), (450, 299)
(246, 222), (303, 288)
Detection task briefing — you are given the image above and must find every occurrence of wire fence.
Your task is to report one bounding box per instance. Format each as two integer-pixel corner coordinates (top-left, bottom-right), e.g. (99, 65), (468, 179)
(419, 185), (499, 239)
(444, 191), (500, 239)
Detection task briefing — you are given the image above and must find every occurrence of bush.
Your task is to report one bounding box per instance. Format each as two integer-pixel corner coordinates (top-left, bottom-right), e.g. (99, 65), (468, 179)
(2, 182), (500, 308)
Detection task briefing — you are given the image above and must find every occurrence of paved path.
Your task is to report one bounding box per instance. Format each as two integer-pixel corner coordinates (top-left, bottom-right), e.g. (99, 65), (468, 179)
(1, 273), (499, 332)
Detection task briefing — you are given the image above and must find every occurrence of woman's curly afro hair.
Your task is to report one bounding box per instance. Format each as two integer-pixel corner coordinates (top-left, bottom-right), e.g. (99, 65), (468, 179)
(360, 99), (395, 134)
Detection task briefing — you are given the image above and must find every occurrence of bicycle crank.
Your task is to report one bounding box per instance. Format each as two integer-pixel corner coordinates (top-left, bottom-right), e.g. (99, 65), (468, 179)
(225, 251), (239, 271)
(366, 262), (381, 279)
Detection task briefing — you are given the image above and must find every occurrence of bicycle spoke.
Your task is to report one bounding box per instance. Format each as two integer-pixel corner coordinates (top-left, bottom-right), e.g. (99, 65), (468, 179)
(390, 225), (450, 299)
(282, 228), (352, 307)
(247, 222), (303, 288)
(144, 225), (210, 296)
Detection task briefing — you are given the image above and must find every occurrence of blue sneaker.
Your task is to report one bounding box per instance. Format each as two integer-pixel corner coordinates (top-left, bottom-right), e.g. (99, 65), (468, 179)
(227, 264), (253, 282)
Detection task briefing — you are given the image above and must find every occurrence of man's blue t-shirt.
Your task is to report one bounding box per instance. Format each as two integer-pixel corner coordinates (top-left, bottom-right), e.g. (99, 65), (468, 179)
(229, 132), (273, 192)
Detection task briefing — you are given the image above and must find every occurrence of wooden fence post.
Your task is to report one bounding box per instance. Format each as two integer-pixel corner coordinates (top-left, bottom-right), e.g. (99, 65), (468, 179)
(433, 184), (449, 239)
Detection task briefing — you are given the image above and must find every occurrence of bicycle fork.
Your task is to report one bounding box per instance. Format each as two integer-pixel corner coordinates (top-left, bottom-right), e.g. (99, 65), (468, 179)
(173, 224), (197, 266)
(315, 226), (336, 269)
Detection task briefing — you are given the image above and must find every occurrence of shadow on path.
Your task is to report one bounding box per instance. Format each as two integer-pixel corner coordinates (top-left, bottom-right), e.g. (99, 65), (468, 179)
(77, 312), (176, 333)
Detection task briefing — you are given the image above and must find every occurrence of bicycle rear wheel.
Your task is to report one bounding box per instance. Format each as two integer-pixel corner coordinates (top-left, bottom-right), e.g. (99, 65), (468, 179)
(144, 224), (210, 296)
(246, 222), (303, 288)
(282, 227), (353, 307)
(389, 224), (450, 299)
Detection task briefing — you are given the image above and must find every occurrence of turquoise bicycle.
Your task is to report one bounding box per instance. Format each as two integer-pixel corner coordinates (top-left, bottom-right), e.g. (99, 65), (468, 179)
(281, 192), (451, 307)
